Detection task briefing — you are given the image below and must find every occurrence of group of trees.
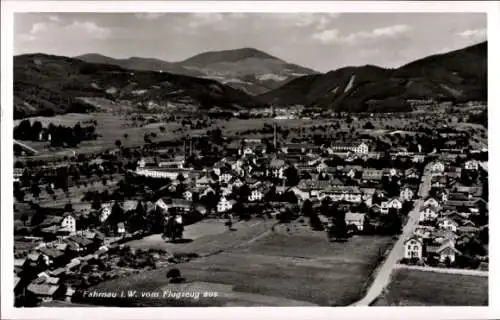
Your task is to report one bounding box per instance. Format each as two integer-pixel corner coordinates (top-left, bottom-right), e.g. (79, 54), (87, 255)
(14, 119), (98, 148)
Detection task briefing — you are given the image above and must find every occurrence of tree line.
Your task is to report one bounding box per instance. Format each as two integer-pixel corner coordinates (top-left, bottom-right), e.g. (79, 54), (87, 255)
(14, 119), (98, 147)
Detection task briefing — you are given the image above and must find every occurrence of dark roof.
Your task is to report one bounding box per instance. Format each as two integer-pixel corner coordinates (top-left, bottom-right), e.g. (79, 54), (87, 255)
(27, 284), (60, 296)
(39, 247), (64, 259)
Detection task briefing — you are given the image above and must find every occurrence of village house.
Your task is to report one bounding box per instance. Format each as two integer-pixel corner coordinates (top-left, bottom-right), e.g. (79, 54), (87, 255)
(38, 247), (65, 269)
(135, 166), (189, 180)
(425, 239), (460, 263)
(437, 217), (459, 232)
(430, 161), (445, 176)
(219, 172), (234, 184)
(400, 187), (414, 202)
(183, 190), (193, 201)
(419, 205), (439, 222)
(217, 197), (235, 213)
(117, 223), (126, 236)
(464, 159), (479, 171)
(345, 212), (366, 231)
(424, 197), (440, 209)
(60, 213), (77, 235)
(316, 162), (328, 173)
(318, 186), (362, 203)
(330, 142), (369, 154)
(26, 281), (64, 302)
(381, 197), (403, 214)
(361, 169), (384, 183)
(248, 189), (264, 202)
(404, 236), (423, 260)
(195, 176), (211, 188)
(100, 205), (112, 223)
(404, 168), (420, 180)
(269, 158), (286, 178)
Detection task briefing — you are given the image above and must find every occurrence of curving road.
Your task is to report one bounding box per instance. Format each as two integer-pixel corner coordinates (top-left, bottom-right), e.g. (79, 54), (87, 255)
(350, 165), (432, 306)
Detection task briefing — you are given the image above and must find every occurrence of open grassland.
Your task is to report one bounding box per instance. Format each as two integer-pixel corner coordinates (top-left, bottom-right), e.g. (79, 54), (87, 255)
(90, 225), (393, 307)
(372, 268), (488, 306)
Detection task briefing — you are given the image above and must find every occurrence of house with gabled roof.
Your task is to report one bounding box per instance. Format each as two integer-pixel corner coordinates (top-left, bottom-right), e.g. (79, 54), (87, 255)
(424, 197), (440, 209)
(345, 212), (366, 231)
(400, 187), (414, 202)
(404, 236), (423, 260)
(425, 239), (460, 263)
(381, 197), (403, 214)
(419, 205), (438, 222)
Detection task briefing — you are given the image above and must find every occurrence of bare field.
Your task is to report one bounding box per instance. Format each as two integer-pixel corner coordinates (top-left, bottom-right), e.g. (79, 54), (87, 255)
(373, 268), (488, 306)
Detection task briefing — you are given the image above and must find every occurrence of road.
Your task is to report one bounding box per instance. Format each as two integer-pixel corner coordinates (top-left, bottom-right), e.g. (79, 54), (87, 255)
(394, 264), (489, 277)
(350, 164), (432, 306)
(14, 139), (39, 155)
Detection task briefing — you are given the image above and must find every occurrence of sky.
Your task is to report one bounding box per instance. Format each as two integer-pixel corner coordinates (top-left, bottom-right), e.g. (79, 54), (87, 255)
(14, 12), (487, 72)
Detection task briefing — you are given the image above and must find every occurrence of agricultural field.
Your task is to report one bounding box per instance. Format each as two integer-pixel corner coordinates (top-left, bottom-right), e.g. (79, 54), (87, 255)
(89, 223), (393, 307)
(372, 268), (488, 306)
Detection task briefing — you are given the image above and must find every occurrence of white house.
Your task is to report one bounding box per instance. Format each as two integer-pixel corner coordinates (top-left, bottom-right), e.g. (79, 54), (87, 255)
(431, 161), (445, 176)
(100, 205), (112, 223)
(242, 146), (254, 156)
(404, 236), (423, 260)
(117, 222), (126, 236)
(437, 218), (459, 232)
(381, 198), (403, 214)
(316, 162), (328, 173)
(427, 240), (460, 263)
(419, 206), (438, 222)
(354, 142), (369, 154)
(248, 189), (264, 202)
(400, 187), (414, 202)
(345, 212), (366, 231)
(183, 190), (193, 201)
(464, 160), (479, 171)
(219, 173), (233, 184)
(217, 197), (234, 213)
(424, 197), (440, 209)
(60, 213), (77, 234)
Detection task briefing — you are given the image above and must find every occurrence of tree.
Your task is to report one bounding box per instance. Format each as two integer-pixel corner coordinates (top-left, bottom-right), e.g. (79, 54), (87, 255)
(115, 140), (122, 148)
(166, 268), (185, 283)
(332, 211), (348, 241)
(284, 165), (299, 186)
(301, 199), (313, 217)
(20, 213), (29, 226)
(163, 215), (184, 242)
(30, 183), (41, 199)
(363, 121), (375, 130)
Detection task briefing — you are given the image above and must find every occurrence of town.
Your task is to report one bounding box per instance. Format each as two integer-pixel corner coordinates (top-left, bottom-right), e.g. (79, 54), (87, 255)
(12, 106), (488, 307)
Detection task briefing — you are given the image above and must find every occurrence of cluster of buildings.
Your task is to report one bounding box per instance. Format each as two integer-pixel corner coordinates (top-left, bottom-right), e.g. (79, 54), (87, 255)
(133, 137), (428, 233)
(14, 231), (115, 304)
(403, 159), (488, 266)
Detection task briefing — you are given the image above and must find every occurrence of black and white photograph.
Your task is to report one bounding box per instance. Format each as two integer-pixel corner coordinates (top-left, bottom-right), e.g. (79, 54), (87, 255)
(1, 1), (498, 319)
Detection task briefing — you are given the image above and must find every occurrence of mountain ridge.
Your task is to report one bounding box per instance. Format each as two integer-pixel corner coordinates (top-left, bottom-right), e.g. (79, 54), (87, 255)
(74, 47), (319, 95)
(258, 41), (487, 112)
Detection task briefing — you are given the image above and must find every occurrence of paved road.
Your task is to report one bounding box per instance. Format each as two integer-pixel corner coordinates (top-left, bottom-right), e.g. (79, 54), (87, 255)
(350, 164), (432, 306)
(394, 264), (489, 277)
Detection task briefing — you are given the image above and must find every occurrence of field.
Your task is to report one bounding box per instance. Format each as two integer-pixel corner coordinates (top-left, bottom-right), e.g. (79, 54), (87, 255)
(89, 222), (393, 307)
(373, 268), (488, 306)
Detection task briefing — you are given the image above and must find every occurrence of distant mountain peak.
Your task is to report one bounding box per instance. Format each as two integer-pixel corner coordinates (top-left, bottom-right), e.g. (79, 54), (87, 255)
(181, 47), (283, 66)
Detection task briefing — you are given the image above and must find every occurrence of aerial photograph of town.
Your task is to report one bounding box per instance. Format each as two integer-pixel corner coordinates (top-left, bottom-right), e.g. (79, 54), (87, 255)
(9, 10), (488, 309)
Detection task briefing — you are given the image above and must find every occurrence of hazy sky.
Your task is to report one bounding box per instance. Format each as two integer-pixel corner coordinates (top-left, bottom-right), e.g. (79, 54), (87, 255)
(14, 12), (487, 72)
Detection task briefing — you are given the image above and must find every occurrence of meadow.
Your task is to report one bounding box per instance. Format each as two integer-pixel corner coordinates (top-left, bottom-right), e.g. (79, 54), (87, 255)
(372, 268), (488, 306)
(89, 222), (393, 307)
